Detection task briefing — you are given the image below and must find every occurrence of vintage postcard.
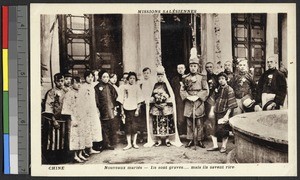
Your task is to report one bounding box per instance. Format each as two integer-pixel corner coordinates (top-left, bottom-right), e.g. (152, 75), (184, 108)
(30, 3), (297, 176)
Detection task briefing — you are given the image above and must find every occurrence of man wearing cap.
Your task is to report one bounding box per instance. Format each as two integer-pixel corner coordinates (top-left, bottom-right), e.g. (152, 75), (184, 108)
(232, 59), (256, 115)
(180, 57), (209, 148)
(256, 56), (287, 110)
(43, 73), (67, 163)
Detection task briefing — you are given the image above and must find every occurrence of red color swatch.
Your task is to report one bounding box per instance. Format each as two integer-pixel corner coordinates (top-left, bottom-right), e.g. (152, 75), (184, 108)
(2, 6), (8, 49)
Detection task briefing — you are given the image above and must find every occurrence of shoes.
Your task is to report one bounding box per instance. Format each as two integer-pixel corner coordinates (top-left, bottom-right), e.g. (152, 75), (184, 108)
(206, 147), (219, 151)
(198, 141), (205, 148)
(82, 150), (90, 157)
(74, 156), (83, 163)
(166, 142), (171, 147)
(90, 149), (101, 154)
(154, 142), (161, 147)
(185, 141), (194, 148)
(78, 154), (88, 161)
(219, 147), (227, 153)
(105, 145), (115, 150)
(132, 144), (139, 149)
(123, 145), (132, 150)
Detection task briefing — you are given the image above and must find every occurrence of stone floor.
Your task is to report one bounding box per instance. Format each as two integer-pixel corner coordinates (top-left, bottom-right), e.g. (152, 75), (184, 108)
(76, 136), (235, 165)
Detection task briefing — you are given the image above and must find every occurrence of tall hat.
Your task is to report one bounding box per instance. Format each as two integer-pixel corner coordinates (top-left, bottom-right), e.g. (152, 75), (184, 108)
(156, 65), (165, 75)
(189, 57), (200, 65)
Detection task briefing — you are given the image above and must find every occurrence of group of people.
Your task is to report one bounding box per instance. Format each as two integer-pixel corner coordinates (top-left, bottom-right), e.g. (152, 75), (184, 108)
(42, 55), (287, 163)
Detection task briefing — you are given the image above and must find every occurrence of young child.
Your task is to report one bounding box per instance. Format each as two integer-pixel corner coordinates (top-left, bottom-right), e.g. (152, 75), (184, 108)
(139, 67), (155, 143)
(63, 73), (73, 92)
(117, 72), (144, 150)
(43, 73), (67, 163)
(92, 69), (100, 82)
(94, 71), (118, 150)
(44, 73), (65, 129)
(150, 66), (175, 147)
(207, 72), (238, 153)
(110, 73), (125, 134)
(62, 77), (87, 163)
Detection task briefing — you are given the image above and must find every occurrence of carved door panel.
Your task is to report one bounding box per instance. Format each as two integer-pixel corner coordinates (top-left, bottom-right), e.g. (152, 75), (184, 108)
(232, 14), (266, 82)
(58, 14), (123, 79)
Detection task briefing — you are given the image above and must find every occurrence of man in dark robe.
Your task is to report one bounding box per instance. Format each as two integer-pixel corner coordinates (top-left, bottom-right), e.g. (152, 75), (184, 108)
(171, 64), (186, 136)
(256, 56), (287, 110)
(204, 62), (218, 139)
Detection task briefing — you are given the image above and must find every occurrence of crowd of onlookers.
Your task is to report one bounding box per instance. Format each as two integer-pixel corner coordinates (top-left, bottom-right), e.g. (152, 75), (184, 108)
(42, 56), (287, 163)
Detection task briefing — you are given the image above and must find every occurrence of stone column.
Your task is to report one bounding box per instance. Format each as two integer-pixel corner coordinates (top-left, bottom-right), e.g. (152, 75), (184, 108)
(218, 14), (233, 68)
(201, 14), (215, 74)
(266, 14), (279, 69)
(138, 14), (157, 76)
(122, 15), (139, 73)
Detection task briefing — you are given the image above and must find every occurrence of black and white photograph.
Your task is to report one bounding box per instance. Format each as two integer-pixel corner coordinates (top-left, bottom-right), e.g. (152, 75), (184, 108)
(30, 3), (297, 176)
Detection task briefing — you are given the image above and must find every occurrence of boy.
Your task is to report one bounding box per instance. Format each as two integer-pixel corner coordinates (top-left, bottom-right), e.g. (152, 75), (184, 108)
(207, 72), (238, 153)
(43, 73), (67, 163)
(231, 59), (256, 115)
(139, 67), (155, 143)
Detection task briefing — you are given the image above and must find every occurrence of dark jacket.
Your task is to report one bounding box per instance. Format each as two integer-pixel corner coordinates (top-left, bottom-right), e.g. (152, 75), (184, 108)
(94, 81), (118, 120)
(231, 71), (256, 99)
(207, 73), (218, 97)
(256, 68), (287, 106)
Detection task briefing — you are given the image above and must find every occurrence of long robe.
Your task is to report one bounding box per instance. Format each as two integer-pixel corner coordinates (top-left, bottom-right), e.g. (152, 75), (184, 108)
(144, 76), (182, 147)
(170, 73), (185, 135)
(79, 83), (103, 148)
(61, 88), (85, 150)
(256, 68), (287, 107)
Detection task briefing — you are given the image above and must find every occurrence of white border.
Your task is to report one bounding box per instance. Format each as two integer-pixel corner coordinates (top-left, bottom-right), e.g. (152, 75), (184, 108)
(30, 3), (297, 176)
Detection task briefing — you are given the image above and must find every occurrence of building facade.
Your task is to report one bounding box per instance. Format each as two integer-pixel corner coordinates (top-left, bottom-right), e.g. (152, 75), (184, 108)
(41, 13), (287, 96)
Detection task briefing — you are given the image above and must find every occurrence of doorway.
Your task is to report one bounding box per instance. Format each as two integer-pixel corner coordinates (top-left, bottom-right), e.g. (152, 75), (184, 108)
(161, 14), (193, 80)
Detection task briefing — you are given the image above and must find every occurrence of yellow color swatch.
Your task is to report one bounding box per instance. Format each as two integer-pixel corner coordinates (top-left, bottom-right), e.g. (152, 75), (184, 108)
(3, 49), (8, 91)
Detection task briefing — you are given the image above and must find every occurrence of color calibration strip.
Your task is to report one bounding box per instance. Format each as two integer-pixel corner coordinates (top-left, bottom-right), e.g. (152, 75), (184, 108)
(2, 5), (29, 174)
(2, 5), (10, 174)
(9, 6), (19, 174)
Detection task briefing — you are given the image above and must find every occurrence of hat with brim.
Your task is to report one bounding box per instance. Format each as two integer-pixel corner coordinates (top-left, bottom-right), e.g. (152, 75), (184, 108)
(241, 94), (255, 108)
(263, 100), (276, 111)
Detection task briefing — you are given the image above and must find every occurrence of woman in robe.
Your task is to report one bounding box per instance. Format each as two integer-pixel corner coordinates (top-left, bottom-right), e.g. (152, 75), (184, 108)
(79, 71), (102, 154)
(61, 77), (87, 162)
(144, 66), (182, 147)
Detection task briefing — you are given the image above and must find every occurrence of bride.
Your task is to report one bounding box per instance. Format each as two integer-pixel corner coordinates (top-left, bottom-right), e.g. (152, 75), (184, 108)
(144, 65), (182, 147)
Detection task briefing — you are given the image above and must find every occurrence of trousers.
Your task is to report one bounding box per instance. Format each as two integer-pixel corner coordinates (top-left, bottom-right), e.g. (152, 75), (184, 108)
(186, 116), (205, 141)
